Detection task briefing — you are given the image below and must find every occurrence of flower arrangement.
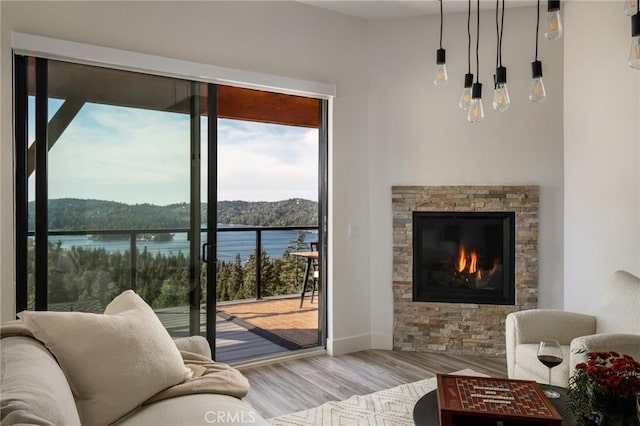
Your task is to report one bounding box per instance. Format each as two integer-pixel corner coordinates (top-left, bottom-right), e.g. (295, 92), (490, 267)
(568, 351), (640, 425)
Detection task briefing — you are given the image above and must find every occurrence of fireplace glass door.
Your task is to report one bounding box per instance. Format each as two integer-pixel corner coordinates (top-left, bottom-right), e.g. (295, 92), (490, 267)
(412, 212), (515, 305)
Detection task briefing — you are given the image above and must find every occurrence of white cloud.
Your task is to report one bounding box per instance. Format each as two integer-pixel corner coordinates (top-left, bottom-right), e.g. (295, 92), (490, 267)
(216, 119), (318, 202)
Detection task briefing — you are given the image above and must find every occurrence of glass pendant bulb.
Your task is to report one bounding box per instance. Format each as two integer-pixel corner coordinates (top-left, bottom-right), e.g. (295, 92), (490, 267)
(529, 61), (547, 103)
(467, 83), (484, 124)
(545, 0), (563, 40)
(492, 67), (510, 111)
(459, 73), (474, 110)
(630, 13), (640, 70)
(434, 48), (448, 87)
(625, 0), (638, 16)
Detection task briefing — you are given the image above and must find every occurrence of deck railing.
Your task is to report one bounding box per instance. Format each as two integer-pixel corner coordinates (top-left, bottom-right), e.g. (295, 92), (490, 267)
(35, 225), (318, 302)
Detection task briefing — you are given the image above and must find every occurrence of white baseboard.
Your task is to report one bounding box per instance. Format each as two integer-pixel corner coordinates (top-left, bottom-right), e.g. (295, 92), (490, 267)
(327, 333), (371, 356)
(370, 332), (393, 350)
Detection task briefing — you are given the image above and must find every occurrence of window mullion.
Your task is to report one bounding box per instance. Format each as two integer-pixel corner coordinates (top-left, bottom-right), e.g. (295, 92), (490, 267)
(14, 55), (29, 314)
(34, 57), (48, 311)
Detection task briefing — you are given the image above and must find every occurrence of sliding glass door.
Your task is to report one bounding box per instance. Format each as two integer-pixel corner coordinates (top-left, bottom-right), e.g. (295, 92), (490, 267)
(16, 57), (202, 338)
(14, 55), (327, 362)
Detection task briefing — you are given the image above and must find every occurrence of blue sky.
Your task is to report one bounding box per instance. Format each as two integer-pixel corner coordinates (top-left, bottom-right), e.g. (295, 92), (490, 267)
(29, 99), (319, 205)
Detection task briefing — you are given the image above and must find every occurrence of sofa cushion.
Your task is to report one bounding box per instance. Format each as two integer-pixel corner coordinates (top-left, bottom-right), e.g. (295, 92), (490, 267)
(19, 290), (190, 426)
(174, 335), (212, 359)
(0, 336), (81, 426)
(114, 394), (267, 426)
(514, 343), (571, 387)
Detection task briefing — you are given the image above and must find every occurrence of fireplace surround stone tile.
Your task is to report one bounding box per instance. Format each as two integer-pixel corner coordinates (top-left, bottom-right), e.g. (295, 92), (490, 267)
(392, 185), (539, 356)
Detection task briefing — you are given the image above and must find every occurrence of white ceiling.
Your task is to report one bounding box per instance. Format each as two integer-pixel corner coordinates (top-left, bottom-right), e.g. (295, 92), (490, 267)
(300, 0), (538, 20)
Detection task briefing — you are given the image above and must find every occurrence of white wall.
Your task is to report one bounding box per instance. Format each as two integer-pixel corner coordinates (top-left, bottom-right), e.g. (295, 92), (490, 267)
(564, 1), (640, 314)
(367, 6), (565, 348)
(0, 1), (373, 354)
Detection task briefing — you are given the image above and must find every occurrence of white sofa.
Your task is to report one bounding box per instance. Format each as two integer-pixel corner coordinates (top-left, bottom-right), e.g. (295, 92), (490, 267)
(1, 334), (267, 426)
(0, 291), (268, 426)
(505, 270), (640, 388)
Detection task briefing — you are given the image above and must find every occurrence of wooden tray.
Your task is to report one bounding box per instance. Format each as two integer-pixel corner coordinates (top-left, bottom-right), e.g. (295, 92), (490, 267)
(436, 374), (563, 426)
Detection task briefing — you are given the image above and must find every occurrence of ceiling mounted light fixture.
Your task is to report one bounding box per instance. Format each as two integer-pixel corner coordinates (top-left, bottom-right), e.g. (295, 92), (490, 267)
(544, 0), (563, 40)
(468, 0), (484, 124)
(459, 0), (474, 110)
(434, 0), (448, 87)
(530, 0), (547, 102)
(630, 0), (640, 69)
(493, 0), (510, 111)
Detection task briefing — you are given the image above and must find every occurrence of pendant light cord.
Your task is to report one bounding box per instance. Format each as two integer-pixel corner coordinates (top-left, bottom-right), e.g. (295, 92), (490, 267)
(439, 0), (444, 49)
(476, 0), (480, 83)
(495, 0), (499, 69)
(535, 0), (540, 61)
(499, 0), (505, 67)
(468, 0), (472, 74)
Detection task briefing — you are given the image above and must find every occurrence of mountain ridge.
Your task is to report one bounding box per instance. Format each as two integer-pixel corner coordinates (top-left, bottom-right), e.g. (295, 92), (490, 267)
(29, 198), (319, 231)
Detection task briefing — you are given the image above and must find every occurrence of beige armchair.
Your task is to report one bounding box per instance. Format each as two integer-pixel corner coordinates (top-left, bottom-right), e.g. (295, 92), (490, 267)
(506, 270), (640, 387)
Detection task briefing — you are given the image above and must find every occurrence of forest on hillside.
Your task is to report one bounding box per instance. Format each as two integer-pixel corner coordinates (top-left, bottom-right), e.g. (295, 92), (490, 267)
(34, 231), (312, 311)
(29, 198), (318, 232)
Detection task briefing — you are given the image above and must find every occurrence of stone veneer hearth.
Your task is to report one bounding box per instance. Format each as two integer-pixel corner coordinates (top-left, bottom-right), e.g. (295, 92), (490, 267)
(392, 186), (539, 356)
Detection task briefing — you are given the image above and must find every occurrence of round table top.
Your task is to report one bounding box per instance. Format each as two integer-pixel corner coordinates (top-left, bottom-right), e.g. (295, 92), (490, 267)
(413, 385), (577, 426)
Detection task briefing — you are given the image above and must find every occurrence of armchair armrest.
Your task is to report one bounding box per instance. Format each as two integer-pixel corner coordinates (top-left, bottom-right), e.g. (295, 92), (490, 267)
(506, 309), (596, 378)
(569, 333), (640, 377)
(507, 309), (596, 345)
(173, 335), (212, 359)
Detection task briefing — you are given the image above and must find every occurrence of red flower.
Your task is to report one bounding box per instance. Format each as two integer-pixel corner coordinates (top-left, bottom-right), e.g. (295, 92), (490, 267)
(570, 352), (640, 419)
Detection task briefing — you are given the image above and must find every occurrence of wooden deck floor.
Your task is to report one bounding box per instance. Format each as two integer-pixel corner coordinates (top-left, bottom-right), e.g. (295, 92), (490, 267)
(155, 296), (319, 363)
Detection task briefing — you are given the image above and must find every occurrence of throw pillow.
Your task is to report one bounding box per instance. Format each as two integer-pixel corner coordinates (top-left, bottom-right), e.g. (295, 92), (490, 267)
(19, 290), (190, 426)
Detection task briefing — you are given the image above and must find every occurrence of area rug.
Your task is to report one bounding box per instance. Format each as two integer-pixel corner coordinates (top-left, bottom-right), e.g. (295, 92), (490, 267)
(267, 369), (487, 426)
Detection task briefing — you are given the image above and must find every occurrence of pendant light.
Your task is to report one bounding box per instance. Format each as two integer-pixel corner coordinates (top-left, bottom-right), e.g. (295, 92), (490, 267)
(434, 0), (448, 87)
(625, 0), (638, 16)
(468, 0), (484, 124)
(630, 1), (640, 69)
(530, 0), (547, 103)
(544, 0), (562, 40)
(493, 0), (510, 111)
(459, 0), (474, 109)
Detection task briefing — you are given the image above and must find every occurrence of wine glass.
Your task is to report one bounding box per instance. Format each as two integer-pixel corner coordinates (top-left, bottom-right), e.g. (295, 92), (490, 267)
(537, 339), (563, 399)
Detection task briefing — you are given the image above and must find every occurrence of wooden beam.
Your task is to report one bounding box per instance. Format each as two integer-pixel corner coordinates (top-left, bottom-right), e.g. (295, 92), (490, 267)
(218, 86), (319, 128)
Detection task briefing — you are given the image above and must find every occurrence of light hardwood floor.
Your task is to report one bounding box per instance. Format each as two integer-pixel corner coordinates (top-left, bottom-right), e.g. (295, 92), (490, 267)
(241, 349), (508, 419)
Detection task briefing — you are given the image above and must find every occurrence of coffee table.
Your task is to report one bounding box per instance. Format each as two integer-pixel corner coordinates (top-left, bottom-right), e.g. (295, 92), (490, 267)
(413, 383), (577, 425)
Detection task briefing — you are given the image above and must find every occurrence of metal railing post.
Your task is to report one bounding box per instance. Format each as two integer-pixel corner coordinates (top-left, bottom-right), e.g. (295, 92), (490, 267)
(130, 232), (137, 292)
(255, 229), (262, 300)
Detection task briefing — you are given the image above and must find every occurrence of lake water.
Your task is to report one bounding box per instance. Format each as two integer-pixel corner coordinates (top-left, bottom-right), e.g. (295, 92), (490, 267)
(51, 229), (317, 262)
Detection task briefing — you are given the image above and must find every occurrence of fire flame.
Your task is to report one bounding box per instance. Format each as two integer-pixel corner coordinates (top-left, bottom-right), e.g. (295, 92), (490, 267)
(469, 250), (478, 274)
(457, 247), (479, 274)
(455, 245), (501, 282)
(457, 247), (467, 272)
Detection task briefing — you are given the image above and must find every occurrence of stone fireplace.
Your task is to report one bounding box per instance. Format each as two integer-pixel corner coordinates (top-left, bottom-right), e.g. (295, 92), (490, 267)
(392, 186), (539, 356)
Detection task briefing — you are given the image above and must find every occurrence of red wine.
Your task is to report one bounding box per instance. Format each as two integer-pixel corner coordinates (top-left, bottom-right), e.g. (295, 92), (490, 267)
(538, 354), (563, 368)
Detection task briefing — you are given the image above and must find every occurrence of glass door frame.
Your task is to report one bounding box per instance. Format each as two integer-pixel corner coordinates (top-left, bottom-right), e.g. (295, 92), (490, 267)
(13, 56), (206, 332)
(13, 50), (330, 360)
